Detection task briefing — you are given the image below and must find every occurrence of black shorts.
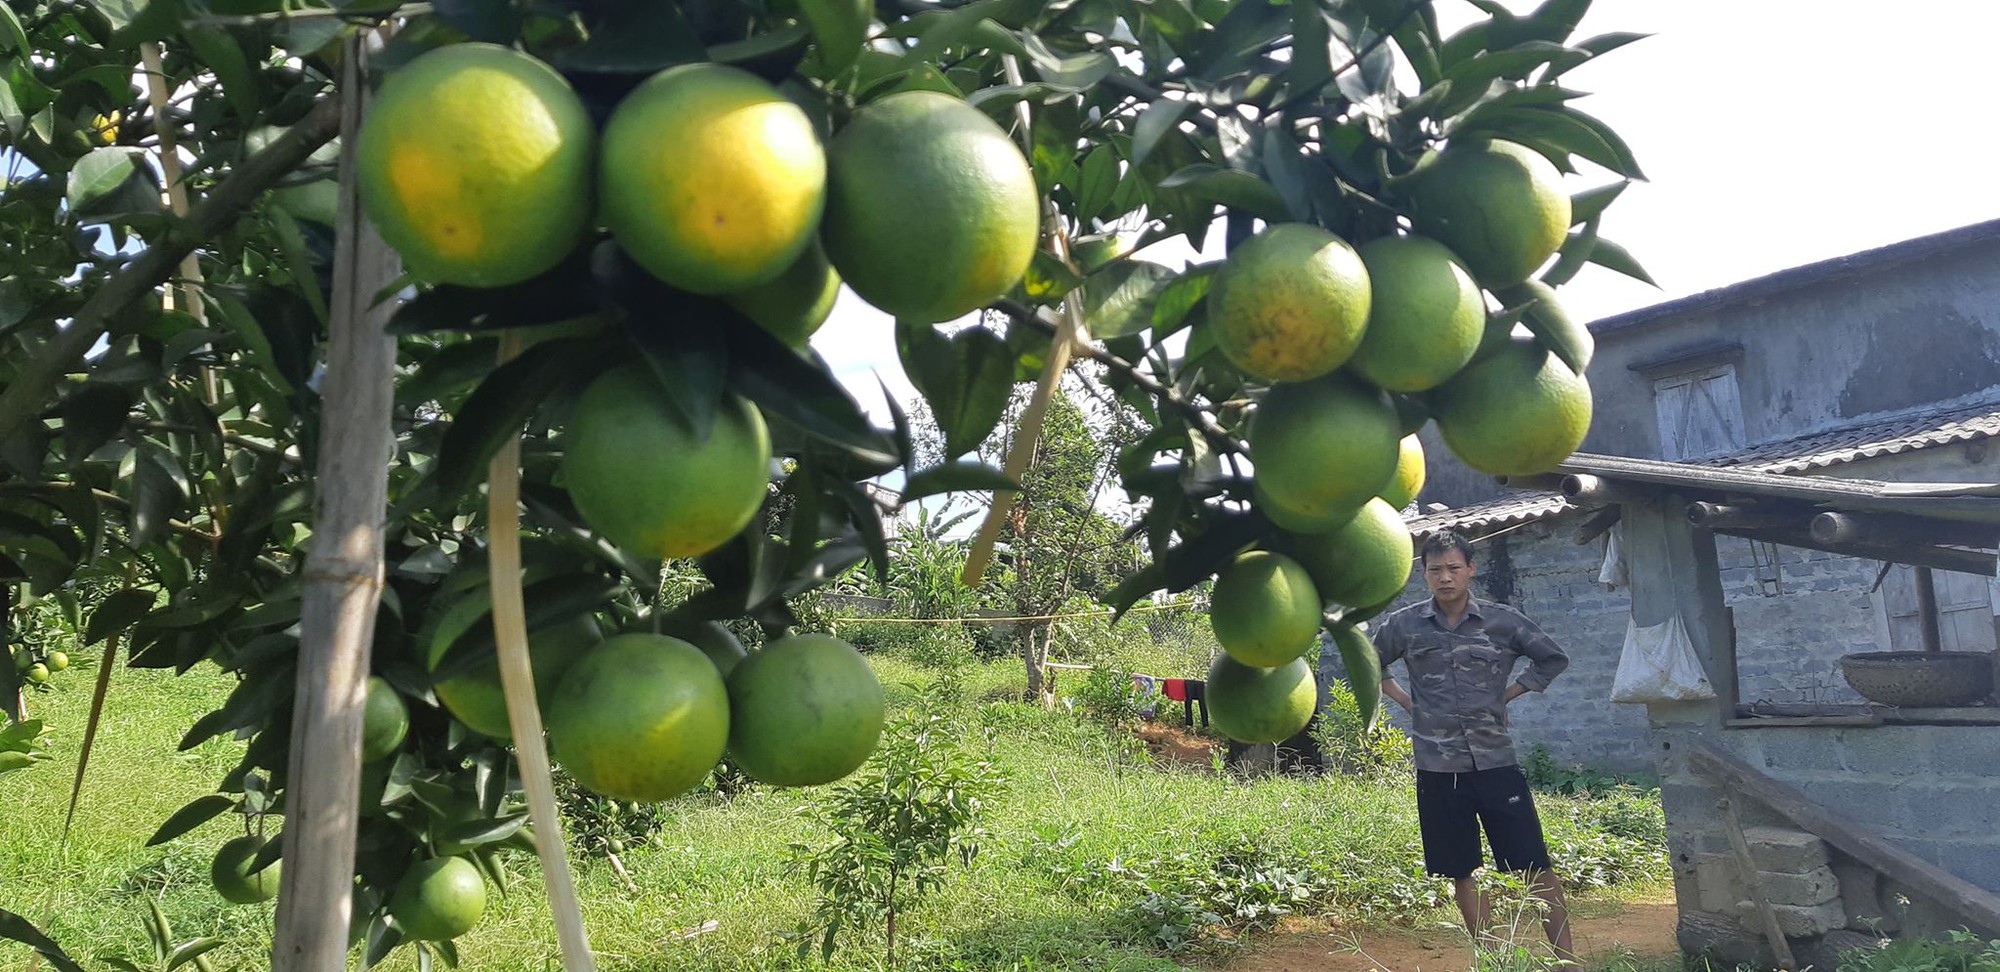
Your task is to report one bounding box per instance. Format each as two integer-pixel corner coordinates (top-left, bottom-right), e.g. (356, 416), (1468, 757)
(1415, 765), (1552, 878)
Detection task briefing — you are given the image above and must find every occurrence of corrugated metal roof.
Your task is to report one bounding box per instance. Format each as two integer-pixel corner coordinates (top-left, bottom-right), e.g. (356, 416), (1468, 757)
(1408, 403), (2000, 535)
(1717, 403), (2000, 473)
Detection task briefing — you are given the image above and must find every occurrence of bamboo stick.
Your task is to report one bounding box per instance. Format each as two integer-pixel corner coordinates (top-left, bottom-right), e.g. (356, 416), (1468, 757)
(487, 330), (595, 971)
(270, 35), (398, 972)
(960, 54), (1092, 587)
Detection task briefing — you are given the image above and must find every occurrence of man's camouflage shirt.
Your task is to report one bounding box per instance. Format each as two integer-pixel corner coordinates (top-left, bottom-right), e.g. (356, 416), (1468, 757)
(1372, 597), (1569, 773)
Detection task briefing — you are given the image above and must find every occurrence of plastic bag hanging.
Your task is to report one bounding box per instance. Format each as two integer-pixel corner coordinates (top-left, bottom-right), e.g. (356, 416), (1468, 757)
(1610, 613), (1716, 703)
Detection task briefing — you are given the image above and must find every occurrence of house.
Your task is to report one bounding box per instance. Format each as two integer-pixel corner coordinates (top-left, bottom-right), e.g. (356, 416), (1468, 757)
(1390, 221), (2000, 965)
(1398, 220), (2000, 773)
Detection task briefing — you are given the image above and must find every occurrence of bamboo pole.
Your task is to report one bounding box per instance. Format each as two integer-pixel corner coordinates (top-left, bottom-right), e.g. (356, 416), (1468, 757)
(960, 55), (1092, 586)
(138, 43), (212, 331)
(486, 330), (596, 971)
(270, 35), (398, 972)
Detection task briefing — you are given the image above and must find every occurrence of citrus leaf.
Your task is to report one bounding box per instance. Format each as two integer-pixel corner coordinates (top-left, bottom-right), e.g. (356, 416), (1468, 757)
(550, 0), (704, 74)
(1160, 510), (1271, 594)
(1569, 180), (1627, 225)
(386, 249), (599, 334)
(0, 909), (88, 972)
(1081, 260), (1176, 340)
(628, 308), (728, 443)
(1541, 215), (1599, 286)
(1545, 30), (1649, 79)
(1329, 623), (1383, 732)
(87, 587), (157, 645)
(1156, 164), (1289, 221)
(431, 573), (621, 683)
(1130, 98), (1191, 168)
(799, 0), (870, 74)
(1440, 39), (1567, 91)
(727, 321), (895, 468)
(439, 813), (528, 849)
(65, 146), (149, 218)
(1150, 266), (1214, 339)
(0, 2), (27, 54)
(900, 463), (1018, 502)
(1584, 237), (1656, 286)
(433, 336), (608, 505)
(895, 321), (1015, 460)
(146, 794), (235, 846)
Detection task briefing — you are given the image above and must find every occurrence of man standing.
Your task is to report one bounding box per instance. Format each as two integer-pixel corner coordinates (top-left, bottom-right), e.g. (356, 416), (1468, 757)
(1375, 530), (1575, 960)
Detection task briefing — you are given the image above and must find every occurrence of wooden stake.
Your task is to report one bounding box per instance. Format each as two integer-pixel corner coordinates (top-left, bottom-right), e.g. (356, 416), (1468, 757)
(487, 330), (595, 972)
(960, 55), (1092, 587)
(1717, 795), (1797, 970)
(139, 42), (218, 403)
(270, 35), (398, 972)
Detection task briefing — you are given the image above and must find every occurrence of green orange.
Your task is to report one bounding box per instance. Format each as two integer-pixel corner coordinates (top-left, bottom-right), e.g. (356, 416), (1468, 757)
(1211, 224), (1372, 383)
(563, 366), (771, 560)
(356, 44), (594, 287)
(1206, 654), (1317, 744)
(1289, 498), (1414, 611)
(388, 856), (487, 941)
(1249, 376), (1401, 527)
(211, 835), (280, 905)
(1412, 139), (1570, 286)
(1432, 337), (1593, 476)
(822, 90), (1039, 323)
(361, 676), (409, 763)
(424, 591), (601, 741)
(1209, 551), (1322, 668)
(1346, 235), (1485, 392)
(601, 63), (826, 294)
(724, 238), (841, 347)
(727, 634), (883, 786)
(546, 633), (731, 802)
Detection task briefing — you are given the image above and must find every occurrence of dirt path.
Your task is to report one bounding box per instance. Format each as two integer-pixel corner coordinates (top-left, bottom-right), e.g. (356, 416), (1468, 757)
(1200, 899), (1680, 972)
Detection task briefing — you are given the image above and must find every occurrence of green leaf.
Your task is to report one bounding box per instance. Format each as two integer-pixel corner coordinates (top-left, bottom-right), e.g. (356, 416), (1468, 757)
(551, 0), (705, 74)
(708, 24), (811, 82)
(0, 909), (89, 972)
(165, 938), (227, 972)
(628, 305), (729, 442)
(895, 321), (1015, 460)
(434, 337), (608, 504)
(1081, 260), (1176, 339)
(1440, 40), (1567, 92)
(1017, 31), (1115, 90)
(87, 587), (157, 645)
(146, 794), (235, 846)
(387, 249), (599, 334)
(65, 147), (152, 219)
(182, 26), (258, 122)
(1458, 105), (1644, 180)
(1546, 30), (1649, 79)
(1541, 216), (1599, 286)
(1074, 148), (1119, 222)
(1256, 127), (1315, 222)
(1130, 99), (1191, 168)
(1156, 164), (1289, 221)
(1154, 511), (1271, 596)
(438, 813), (528, 850)
(900, 463), (1018, 502)
(60, 382), (133, 461)
(727, 325), (896, 468)
(800, 0), (869, 72)
(1584, 237), (1656, 286)
(1569, 180), (1627, 225)
(0, 2), (27, 54)
(431, 574), (621, 682)
(1150, 266), (1214, 338)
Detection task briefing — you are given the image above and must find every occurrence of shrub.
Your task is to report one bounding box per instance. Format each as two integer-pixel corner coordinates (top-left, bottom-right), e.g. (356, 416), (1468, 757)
(1310, 677), (1413, 777)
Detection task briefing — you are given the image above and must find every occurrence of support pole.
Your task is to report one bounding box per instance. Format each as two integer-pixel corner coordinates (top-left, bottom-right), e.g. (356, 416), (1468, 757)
(270, 35), (398, 972)
(1915, 566), (1943, 653)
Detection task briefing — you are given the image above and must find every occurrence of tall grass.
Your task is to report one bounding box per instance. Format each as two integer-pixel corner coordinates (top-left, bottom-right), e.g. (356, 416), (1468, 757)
(1, 647), (1671, 972)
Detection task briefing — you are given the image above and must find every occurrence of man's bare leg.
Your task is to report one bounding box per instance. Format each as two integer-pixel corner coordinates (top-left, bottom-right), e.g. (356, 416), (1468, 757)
(1452, 875), (1490, 939)
(1528, 869), (1575, 962)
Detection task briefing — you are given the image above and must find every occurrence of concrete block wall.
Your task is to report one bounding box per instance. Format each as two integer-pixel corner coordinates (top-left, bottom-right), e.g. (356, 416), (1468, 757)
(1653, 721), (2000, 893)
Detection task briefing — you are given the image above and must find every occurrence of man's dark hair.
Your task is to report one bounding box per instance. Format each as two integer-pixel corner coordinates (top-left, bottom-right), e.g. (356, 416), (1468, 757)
(1420, 530), (1475, 567)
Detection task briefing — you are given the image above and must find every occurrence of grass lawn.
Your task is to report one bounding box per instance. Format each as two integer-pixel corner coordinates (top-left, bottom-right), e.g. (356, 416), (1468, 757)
(2, 652), (1675, 972)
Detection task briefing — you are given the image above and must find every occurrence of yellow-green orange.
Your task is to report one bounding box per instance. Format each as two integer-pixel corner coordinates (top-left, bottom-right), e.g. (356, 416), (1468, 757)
(23, 663), (48, 685)
(1381, 435), (1426, 511)
(1433, 338), (1592, 476)
(1289, 498), (1413, 611)
(1211, 224), (1372, 383)
(1249, 376), (1400, 526)
(1412, 139), (1570, 286)
(424, 592), (600, 741)
(601, 64), (825, 294)
(727, 634), (884, 786)
(1209, 552), (1322, 668)
(356, 44), (593, 287)
(210, 836), (279, 905)
(1346, 235), (1485, 392)
(361, 676), (408, 763)
(822, 91), (1038, 323)
(388, 857), (486, 941)
(1207, 655), (1316, 744)
(724, 239), (840, 347)
(1254, 479), (1356, 535)
(564, 367), (770, 559)
(547, 634), (729, 802)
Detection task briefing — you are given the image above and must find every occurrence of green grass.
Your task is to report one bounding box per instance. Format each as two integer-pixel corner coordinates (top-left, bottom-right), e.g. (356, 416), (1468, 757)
(1, 652), (1673, 972)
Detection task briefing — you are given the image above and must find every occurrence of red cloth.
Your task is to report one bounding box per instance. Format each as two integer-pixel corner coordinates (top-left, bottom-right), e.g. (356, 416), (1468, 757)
(1162, 678), (1189, 701)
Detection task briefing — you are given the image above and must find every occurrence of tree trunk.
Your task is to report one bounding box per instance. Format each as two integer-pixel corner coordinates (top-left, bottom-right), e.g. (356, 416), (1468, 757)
(270, 35), (398, 972)
(1022, 624), (1043, 701)
(3, 583), (18, 722)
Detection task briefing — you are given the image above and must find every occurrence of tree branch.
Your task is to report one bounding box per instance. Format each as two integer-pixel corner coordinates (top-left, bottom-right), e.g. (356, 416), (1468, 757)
(0, 95), (341, 451)
(991, 299), (1246, 457)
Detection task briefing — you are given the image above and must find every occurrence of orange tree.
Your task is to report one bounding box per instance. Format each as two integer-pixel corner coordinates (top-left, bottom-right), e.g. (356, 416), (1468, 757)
(0, 0), (1647, 964)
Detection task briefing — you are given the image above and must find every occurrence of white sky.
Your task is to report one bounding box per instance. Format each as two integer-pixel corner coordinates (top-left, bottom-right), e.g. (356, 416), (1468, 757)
(818, 0), (2000, 415)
